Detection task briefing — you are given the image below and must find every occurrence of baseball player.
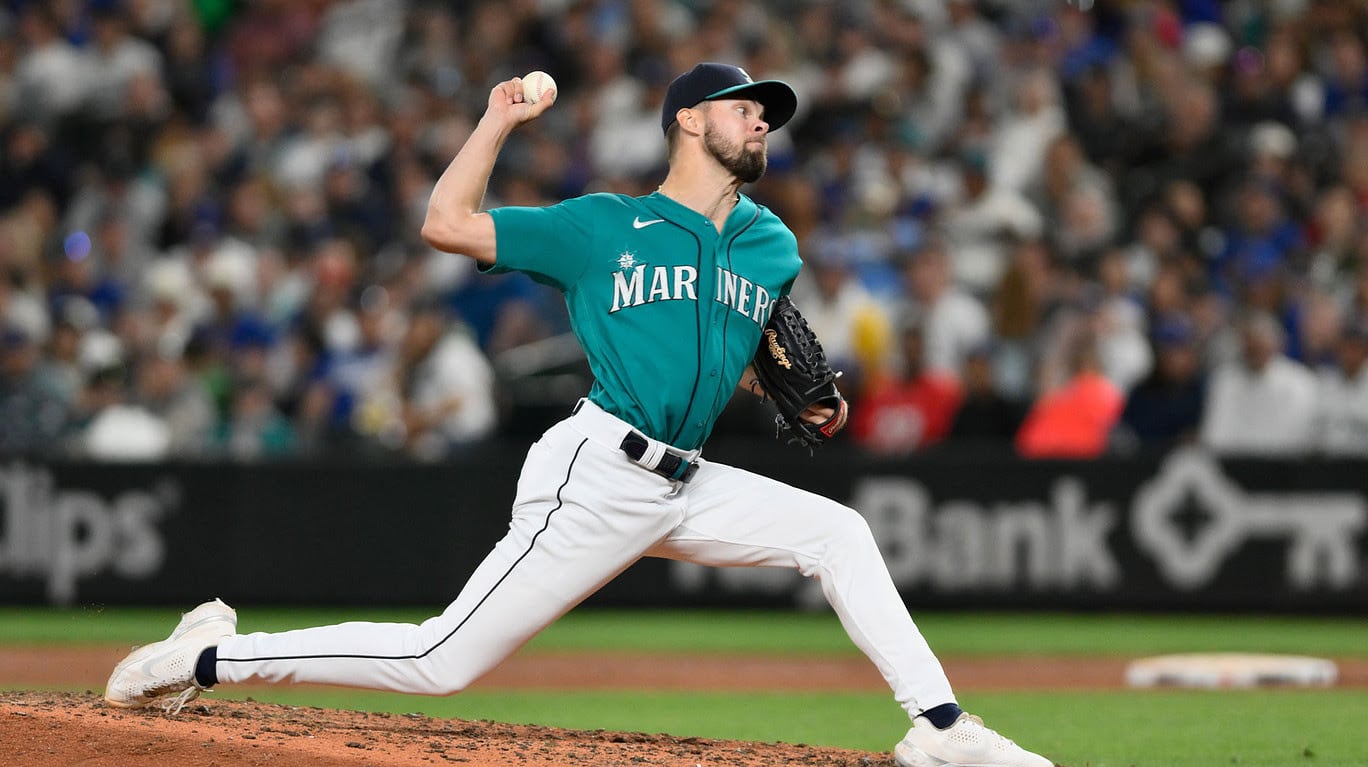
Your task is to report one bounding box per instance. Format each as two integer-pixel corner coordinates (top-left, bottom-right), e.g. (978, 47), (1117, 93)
(106, 63), (1052, 767)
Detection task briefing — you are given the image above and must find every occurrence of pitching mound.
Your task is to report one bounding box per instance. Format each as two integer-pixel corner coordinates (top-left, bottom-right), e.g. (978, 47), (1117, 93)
(0, 691), (890, 767)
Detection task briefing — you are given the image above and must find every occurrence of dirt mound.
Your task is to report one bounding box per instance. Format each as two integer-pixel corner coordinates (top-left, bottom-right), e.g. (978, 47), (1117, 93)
(0, 691), (891, 767)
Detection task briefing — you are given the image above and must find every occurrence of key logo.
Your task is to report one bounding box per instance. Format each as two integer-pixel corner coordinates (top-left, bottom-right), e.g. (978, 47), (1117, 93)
(632, 216), (664, 229)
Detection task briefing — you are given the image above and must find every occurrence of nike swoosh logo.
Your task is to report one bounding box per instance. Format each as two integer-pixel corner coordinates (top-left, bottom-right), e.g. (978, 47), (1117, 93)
(633, 217), (665, 229)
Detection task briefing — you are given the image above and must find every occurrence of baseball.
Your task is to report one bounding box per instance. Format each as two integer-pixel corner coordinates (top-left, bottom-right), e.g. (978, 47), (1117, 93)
(521, 70), (557, 104)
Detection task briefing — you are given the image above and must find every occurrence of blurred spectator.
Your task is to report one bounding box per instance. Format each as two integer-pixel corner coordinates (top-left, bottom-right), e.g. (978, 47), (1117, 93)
(160, 12), (218, 125)
(1214, 178), (1303, 298)
(0, 309), (67, 455)
(989, 236), (1058, 401)
(1199, 310), (1318, 456)
(887, 21), (968, 156)
(1315, 316), (1368, 456)
(47, 228), (128, 323)
(588, 51), (670, 182)
(1322, 30), (1368, 121)
(1119, 314), (1206, 448)
(12, 6), (89, 126)
(1121, 204), (1181, 295)
(1034, 134), (1119, 267)
(446, 269), (555, 356)
(790, 240), (893, 397)
(1065, 64), (1137, 181)
(60, 156), (164, 263)
(897, 237), (990, 379)
(43, 296), (99, 405)
(319, 285), (399, 447)
(84, 4), (163, 124)
(135, 334), (216, 456)
(988, 67), (1067, 195)
(1141, 80), (1243, 211)
(1015, 331), (1124, 459)
(1293, 288), (1344, 368)
(1091, 249), (1153, 391)
(0, 120), (73, 213)
(137, 259), (204, 356)
(69, 347), (172, 462)
(357, 302), (497, 459)
(948, 343), (1023, 444)
(852, 313), (962, 456)
(217, 377), (297, 460)
(81, 397), (171, 460)
(941, 150), (1043, 295)
(1306, 185), (1363, 297)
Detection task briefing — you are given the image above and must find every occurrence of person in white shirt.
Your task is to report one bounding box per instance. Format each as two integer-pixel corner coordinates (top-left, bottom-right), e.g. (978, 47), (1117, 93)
(1316, 316), (1368, 456)
(789, 242), (894, 396)
(899, 238), (991, 379)
(941, 152), (1044, 295)
(1199, 311), (1318, 456)
(358, 301), (497, 459)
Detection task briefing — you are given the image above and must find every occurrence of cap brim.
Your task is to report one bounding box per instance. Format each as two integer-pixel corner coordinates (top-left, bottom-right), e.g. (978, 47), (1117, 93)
(705, 80), (797, 131)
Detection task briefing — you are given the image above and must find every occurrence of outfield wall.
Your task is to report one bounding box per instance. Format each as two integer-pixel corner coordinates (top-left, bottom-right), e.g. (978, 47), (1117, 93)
(1, 445), (1365, 612)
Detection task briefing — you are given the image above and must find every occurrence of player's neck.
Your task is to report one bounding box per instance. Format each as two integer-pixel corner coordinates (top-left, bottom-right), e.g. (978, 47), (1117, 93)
(657, 164), (743, 232)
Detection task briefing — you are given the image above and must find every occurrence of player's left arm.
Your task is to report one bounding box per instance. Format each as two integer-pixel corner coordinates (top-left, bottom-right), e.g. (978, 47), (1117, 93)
(741, 223), (847, 434)
(739, 364), (767, 398)
(737, 356), (849, 433)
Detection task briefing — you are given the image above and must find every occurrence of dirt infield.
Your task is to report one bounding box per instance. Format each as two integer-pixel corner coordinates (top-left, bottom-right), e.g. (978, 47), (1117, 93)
(3, 648), (1364, 766)
(0, 691), (891, 767)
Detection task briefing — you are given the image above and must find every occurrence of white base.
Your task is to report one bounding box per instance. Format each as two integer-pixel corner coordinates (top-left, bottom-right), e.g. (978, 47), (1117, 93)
(1125, 653), (1338, 688)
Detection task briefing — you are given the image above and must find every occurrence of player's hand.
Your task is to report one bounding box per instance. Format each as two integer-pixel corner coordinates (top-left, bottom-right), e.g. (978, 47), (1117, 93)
(800, 401), (848, 434)
(486, 77), (556, 129)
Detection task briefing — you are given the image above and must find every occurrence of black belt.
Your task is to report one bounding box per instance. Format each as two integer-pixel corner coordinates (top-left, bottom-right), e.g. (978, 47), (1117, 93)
(620, 432), (698, 483)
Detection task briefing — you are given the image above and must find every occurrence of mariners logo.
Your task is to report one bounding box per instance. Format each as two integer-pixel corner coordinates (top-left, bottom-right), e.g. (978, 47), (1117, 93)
(609, 260), (775, 325)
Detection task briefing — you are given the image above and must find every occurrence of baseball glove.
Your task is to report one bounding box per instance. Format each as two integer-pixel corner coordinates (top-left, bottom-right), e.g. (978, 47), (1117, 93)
(750, 296), (848, 449)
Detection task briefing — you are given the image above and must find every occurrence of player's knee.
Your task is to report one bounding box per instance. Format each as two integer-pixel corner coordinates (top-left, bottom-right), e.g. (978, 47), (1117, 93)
(409, 657), (475, 696)
(825, 504), (878, 556)
(421, 671), (472, 697)
(434, 680), (470, 696)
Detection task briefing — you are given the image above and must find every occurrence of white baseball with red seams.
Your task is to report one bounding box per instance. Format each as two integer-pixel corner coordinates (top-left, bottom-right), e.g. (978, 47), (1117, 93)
(520, 70), (556, 104)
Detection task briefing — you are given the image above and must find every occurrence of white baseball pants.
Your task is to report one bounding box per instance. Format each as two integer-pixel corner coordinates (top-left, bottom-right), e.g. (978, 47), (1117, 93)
(216, 399), (956, 717)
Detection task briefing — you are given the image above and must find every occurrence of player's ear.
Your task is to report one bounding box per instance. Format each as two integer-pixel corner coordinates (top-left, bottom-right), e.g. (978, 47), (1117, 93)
(678, 106), (703, 136)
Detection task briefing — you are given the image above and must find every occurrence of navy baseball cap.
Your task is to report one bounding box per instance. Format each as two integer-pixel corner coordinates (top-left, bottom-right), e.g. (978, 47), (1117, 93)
(661, 62), (797, 135)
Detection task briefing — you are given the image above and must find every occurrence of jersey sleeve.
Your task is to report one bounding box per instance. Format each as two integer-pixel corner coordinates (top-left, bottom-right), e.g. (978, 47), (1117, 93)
(485, 198), (595, 290)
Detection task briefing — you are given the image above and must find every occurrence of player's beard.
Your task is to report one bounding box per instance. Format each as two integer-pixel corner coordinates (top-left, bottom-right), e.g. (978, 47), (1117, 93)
(704, 122), (767, 183)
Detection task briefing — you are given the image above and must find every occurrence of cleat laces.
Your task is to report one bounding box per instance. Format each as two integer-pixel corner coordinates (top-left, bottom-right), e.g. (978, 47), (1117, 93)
(153, 686), (201, 715)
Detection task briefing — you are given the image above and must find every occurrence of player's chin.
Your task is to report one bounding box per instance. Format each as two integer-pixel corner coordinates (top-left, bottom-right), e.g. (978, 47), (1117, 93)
(735, 155), (767, 184)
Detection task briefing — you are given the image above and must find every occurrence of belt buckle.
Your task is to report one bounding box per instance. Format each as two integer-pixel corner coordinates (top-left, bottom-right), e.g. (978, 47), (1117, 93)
(678, 461), (699, 483)
(620, 432), (696, 484)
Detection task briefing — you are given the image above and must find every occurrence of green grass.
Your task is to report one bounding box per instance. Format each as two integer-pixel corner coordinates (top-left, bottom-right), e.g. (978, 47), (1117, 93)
(198, 687), (1366, 766)
(4, 607), (1367, 765)
(4, 606), (1368, 658)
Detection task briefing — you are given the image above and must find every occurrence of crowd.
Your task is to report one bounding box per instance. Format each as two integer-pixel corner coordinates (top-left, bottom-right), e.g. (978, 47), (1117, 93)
(2, 0), (1368, 462)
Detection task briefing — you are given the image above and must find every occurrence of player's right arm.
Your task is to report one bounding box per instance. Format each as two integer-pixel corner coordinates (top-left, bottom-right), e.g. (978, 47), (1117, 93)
(421, 77), (556, 265)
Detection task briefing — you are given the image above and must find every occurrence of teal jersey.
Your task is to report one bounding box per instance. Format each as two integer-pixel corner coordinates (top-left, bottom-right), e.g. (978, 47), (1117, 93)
(486, 191), (800, 449)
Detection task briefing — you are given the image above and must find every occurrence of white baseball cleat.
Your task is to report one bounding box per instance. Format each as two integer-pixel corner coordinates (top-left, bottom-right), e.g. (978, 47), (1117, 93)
(894, 712), (1054, 767)
(104, 598), (237, 714)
